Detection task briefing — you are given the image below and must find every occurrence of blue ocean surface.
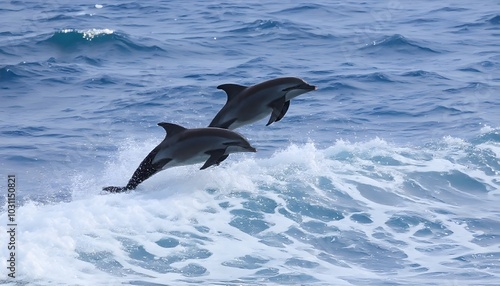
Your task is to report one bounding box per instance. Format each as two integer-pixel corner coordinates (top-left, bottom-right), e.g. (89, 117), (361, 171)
(1, 0), (499, 285)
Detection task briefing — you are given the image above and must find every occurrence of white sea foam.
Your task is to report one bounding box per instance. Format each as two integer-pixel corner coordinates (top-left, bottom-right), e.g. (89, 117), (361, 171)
(1, 137), (499, 285)
(59, 28), (114, 41)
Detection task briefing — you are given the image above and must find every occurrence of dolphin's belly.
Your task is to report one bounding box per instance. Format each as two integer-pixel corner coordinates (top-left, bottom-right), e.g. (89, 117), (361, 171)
(231, 96), (275, 126)
(153, 136), (226, 169)
(230, 108), (270, 129)
(164, 153), (209, 169)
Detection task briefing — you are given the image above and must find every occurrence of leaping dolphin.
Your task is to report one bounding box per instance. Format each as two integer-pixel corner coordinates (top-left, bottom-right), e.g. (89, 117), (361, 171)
(209, 77), (316, 130)
(103, 123), (256, 193)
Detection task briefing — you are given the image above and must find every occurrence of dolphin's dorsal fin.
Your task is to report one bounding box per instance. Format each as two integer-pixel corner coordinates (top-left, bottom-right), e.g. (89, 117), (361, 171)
(217, 84), (247, 102)
(158, 122), (187, 137)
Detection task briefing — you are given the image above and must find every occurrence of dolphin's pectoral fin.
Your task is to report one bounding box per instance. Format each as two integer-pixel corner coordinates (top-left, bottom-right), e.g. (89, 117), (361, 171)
(200, 149), (226, 170)
(217, 84), (248, 102)
(215, 154), (229, 165)
(267, 97), (287, 126)
(275, 100), (290, 123)
(152, 158), (172, 170)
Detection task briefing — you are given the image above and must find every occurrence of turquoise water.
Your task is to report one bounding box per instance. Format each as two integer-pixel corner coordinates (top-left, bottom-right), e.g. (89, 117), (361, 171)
(1, 1), (499, 285)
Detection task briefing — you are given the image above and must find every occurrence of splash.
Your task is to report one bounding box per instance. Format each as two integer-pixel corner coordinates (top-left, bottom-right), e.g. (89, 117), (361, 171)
(1, 133), (498, 285)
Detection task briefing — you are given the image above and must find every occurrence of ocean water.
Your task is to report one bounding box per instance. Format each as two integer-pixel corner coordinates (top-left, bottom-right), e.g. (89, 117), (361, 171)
(1, 0), (499, 285)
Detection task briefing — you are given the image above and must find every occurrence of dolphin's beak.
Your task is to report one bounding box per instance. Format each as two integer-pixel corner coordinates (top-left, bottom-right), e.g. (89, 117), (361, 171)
(294, 83), (316, 91)
(302, 83), (317, 91)
(283, 83), (317, 92)
(247, 146), (257, 152)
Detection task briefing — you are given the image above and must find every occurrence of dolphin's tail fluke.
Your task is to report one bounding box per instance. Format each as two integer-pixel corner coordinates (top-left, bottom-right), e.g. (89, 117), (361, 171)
(102, 148), (161, 194)
(102, 186), (130, 193)
(103, 178), (142, 193)
(102, 166), (157, 193)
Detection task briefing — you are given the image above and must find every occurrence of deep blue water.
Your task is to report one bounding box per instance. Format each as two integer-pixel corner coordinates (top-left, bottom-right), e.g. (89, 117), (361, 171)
(1, 1), (499, 285)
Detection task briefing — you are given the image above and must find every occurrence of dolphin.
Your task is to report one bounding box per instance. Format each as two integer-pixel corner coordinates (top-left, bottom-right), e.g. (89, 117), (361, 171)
(103, 123), (256, 193)
(208, 77), (316, 130)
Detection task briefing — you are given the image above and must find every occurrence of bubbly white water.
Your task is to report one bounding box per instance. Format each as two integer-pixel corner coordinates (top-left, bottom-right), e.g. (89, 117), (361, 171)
(1, 133), (498, 285)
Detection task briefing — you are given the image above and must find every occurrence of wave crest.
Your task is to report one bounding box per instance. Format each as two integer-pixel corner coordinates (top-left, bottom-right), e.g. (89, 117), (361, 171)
(38, 29), (165, 53)
(361, 34), (440, 54)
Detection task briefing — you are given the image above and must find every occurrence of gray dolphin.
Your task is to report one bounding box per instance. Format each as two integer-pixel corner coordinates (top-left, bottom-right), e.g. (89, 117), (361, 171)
(209, 77), (316, 129)
(103, 123), (256, 193)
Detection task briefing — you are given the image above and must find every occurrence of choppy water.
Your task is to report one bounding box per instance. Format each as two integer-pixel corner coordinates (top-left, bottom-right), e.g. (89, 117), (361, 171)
(1, 1), (499, 285)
